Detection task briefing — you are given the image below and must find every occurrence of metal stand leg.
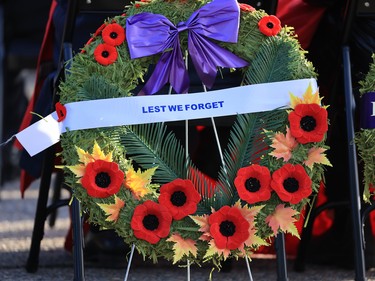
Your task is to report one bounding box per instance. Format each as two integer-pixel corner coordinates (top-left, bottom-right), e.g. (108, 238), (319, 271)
(186, 260), (191, 281)
(245, 256), (254, 281)
(275, 232), (289, 281)
(293, 204), (314, 272)
(48, 171), (64, 227)
(342, 45), (366, 281)
(123, 244), (135, 281)
(0, 4), (3, 188)
(72, 198), (85, 281)
(26, 146), (55, 273)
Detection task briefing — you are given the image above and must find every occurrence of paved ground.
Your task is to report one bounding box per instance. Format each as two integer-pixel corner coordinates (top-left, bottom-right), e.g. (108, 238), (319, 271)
(1, 176), (375, 281)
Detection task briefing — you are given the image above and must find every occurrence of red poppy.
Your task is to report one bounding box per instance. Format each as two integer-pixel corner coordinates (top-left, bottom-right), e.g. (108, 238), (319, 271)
(55, 102), (67, 122)
(158, 178), (201, 220)
(81, 160), (124, 198)
(288, 103), (328, 144)
(234, 164), (272, 204)
(239, 3), (255, 12)
(270, 164), (312, 204)
(208, 206), (250, 250)
(258, 15), (281, 36)
(102, 23), (125, 46)
(94, 43), (118, 66)
(131, 200), (172, 244)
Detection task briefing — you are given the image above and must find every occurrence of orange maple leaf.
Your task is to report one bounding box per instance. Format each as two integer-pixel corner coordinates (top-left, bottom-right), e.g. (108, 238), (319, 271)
(233, 201), (263, 223)
(204, 240), (231, 260)
(124, 166), (157, 199)
(304, 147), (332, 169)
(269, 127), (298, 162)
(243, 226), (268, 248)
(265, 204), (300, 238)
(97, 195), (125, 222)
(190, 214), (211, 241)
(167, 233), (198, 264)
(232, 202), (268, 249)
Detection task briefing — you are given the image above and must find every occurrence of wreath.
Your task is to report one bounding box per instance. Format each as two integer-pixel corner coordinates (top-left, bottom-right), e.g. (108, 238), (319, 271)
(356, 54), (375, 202)
(58, 0), (331, 268)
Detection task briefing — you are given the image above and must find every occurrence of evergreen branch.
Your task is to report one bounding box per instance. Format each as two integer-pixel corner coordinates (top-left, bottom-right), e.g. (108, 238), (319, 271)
(78, 75), (122, 100)
(244, 37), (298, 85)
(119, 123), (187, 183)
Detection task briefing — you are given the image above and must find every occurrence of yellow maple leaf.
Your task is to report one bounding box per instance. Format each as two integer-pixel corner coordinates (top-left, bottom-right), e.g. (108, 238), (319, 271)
(76, 146), (93, 165)
(289, 84), (322, 109)
(124, 166), (157, 199)
(269, 127), (298, 162)
(67, 164), (86, 179)
(304, 147), (332, 169)
(97, 195), (125, 222)
(91, 141), (113, 162)
(167, 233), (198, 264)
(67, 141), (114, 178)
(265, 204), (300, 238)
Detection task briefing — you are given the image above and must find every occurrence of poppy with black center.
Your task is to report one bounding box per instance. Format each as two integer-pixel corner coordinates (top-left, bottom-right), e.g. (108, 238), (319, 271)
(81, 159), (124, 198)
(288, 103), (328, 144)
(131, 200), (172, 244)
(208, 206), (250, 250)
(270, 163), (312, 204)
(102, 22), (126, 46)
(94, 43), (118, 65)
(234, 164), (272, 204)
(158, 178), (201, 220)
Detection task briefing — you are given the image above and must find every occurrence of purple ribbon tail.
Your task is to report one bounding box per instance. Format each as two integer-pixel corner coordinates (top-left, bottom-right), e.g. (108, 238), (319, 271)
(188, 32), (249, 89)
(142, 41), (189, 95)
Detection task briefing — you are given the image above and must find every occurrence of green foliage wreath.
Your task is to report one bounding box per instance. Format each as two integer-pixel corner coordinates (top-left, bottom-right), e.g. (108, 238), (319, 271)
(58, 0), (331, 268)
(356, 54), (375, 202)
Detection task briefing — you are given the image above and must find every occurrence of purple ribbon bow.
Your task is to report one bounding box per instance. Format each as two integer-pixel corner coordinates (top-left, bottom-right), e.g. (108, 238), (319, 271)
(126, 0), (249, 95)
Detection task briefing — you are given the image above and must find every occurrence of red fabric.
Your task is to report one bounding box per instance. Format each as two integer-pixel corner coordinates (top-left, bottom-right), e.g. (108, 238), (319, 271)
(15, 0), (58, 196)
(311, 184), (333, 236)
(276, 0), (327, 49)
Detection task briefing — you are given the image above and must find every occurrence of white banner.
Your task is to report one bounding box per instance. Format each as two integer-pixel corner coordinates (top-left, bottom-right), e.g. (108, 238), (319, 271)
(16, 78), (317, 156)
